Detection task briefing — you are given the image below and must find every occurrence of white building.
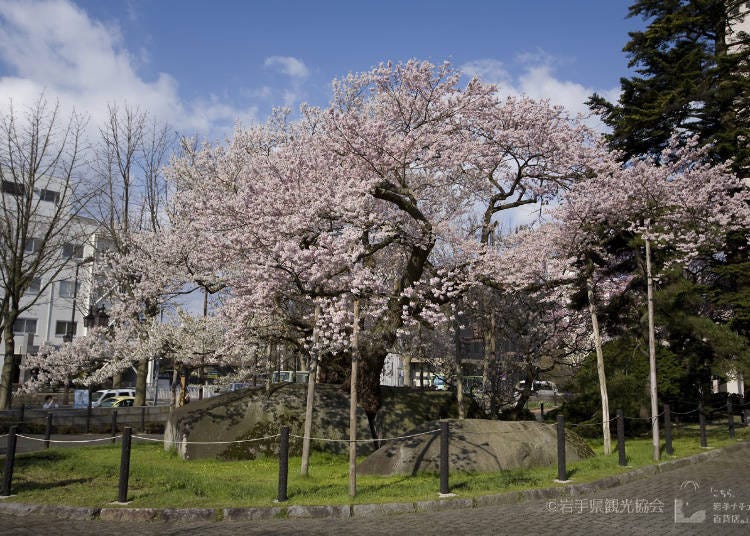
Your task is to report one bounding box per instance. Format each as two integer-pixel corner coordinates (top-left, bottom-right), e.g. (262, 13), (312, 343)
(0, 176), (105, 383)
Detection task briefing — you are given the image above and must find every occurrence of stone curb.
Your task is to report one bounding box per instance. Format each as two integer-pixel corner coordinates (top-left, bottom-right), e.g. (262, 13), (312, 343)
(0, 441), (746, 522)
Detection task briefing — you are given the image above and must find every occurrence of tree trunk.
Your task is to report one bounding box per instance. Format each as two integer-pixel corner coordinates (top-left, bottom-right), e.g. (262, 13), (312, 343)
(179, 370), (187, 407)
(264, 344), (272, 393)
(135, 358), (148, 406)
(482, 315), (496, 415)
(454, 319), (465, 420)
(301, 304), (320, 476)
(587, 271), (611, 455)
(645, 237), (660, 461)
(170, 363), (179, 408)
(349, 297), (359, 498)
(403, 355), (411, 387)
(0, 326), (16, 409)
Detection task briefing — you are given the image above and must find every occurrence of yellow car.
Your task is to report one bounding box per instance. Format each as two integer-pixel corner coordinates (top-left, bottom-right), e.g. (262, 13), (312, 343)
(99, 396), (135, 408)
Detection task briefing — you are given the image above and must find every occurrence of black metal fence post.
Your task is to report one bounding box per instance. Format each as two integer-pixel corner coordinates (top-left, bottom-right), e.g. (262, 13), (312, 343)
(44, 412), (53, 449)
(728, 400), (735, 439)
(439, 420), (450, 495)
(117, 427), (132, 503)
(556, 415), (566, 481)
(663, 404), (673, 456)
(740, 395), (747, 426)
(111, 410), (118, 444)
(617, 409), (626, 466)
(540, 402), (544, 419)
(277, 426), (289, 502)
(1, 426), (18, 496)
(699, 402), (707, 448)
(85, 396), (92, 434)
(17, 405), (24, 433)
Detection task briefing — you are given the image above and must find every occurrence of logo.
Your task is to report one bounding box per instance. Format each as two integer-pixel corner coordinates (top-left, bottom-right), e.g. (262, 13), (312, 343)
(675, 480), (706, 524)
(680, 480), (700, 492)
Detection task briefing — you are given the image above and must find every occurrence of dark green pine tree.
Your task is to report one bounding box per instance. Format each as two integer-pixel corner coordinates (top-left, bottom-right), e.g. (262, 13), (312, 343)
(589, 0), (750, 177)
(587, 0), (750, 400)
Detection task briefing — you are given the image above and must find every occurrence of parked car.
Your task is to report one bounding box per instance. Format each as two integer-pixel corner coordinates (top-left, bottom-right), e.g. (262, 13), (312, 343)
(271, 370), (309, 384)
(91, 388), (136, 407)
(515, 380), (559, 398)
(432, 375), (448, 391)
(228, 382), (253, 392)
(99, 396), (135, 408)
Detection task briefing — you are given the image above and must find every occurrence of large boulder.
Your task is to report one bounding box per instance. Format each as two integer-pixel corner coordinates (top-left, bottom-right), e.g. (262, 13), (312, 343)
(357, 419), (595, 475)
(164, 383), (474, 460)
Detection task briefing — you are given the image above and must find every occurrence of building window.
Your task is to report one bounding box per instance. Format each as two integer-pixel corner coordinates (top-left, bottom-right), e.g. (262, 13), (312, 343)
(62, 243), (84, 259)
(58, 280), (78, 298)
(55, 320), (77, 337)
(13, 318), (37, 334)
(36, 188), (60, 203)
(1, 180), (25, 196)
(24, 237), (42, 254)
(28, 277), (42, 293)
(96, 237), (114, 252)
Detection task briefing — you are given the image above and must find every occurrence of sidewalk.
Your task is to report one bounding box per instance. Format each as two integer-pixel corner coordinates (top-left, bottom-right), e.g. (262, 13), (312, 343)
(1, 440), (748, 535)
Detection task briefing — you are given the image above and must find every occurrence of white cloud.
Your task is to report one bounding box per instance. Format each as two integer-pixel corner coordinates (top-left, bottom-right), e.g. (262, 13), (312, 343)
(264, 56), (310, 79)
(461, 56), (620, 131)
(0, 0), (257, 140)
(460, 59), (511, 86)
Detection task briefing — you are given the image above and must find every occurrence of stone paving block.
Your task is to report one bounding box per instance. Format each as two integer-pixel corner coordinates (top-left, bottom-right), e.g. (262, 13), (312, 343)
(632, 465), (658, 477)
(567, 483), (597, 497)
(160, 508), (215, 522)
(0, 501), (42, 516)
(223, 507), (282, 521)
(615, 469), (647, 485)
(351, 502), (415, 517)
(414, 498), (473, 512)
(36, 505), (99, 520)
(287, 504), (351, 518)
(591, 475), (621, 489)
(99, 507), (164, 522)
(521, 487), (561, 501)
(658, 457), (691, 471)
(473, 491), (523, 507)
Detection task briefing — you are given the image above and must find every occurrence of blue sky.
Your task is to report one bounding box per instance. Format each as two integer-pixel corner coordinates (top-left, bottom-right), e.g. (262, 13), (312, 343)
(0, 0), (644, 140)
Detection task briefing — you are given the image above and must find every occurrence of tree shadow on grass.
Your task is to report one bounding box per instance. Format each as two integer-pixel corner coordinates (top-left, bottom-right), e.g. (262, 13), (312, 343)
(357, 475), (413, 494)
(13, 477), (94, 493)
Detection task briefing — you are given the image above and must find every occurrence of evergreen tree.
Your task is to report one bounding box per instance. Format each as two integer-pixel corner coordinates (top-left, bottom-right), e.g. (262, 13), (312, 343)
(588, 1), (750, 396)
(589, 0), (750, 177)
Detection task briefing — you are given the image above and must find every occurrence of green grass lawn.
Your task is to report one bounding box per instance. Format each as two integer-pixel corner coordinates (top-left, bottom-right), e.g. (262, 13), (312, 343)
(3, 425), (747, 508)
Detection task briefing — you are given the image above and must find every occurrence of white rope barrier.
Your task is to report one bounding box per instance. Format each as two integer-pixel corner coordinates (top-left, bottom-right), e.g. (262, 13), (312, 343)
(5, 430), (440, 447)
(290, 428), (440, 443)
(15, 434), (120, 443)
(155, 434), (282, 445)
(131, 434), (170, 442)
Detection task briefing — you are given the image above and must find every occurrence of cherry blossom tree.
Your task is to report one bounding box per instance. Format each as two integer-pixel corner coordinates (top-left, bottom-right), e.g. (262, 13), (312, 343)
(86, 104), (176, 405)
(164, 61), (602, 439)
(585, 140), (750, 460)
(520, 138), (749, 459)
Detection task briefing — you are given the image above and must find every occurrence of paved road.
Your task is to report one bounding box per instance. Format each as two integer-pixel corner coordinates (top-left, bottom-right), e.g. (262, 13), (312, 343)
(2, 444), (749, 535)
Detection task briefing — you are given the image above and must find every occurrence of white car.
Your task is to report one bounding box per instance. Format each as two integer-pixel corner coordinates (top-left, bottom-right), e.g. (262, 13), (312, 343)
(91, 388), (136, 407)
